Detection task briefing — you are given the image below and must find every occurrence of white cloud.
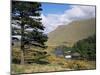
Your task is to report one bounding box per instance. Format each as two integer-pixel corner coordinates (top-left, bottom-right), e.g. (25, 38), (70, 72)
(64, 5), (95, 20)
(42, 5), (95, 33)
(41, 14), (71, 33)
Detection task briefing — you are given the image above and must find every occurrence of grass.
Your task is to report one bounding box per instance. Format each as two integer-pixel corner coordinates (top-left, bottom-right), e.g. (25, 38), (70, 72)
(11, 57), (96, 74)
(11, 63), (71, 74)
(62, 60), (96, 70)
(11, 46), (96, 74)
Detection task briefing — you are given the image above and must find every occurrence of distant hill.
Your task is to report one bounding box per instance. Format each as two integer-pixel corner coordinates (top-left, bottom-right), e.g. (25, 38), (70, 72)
(46, 18), (96, 47)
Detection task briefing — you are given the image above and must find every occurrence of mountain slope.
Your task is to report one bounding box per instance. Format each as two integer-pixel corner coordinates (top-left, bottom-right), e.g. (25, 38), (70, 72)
(46, 18), (96, 47)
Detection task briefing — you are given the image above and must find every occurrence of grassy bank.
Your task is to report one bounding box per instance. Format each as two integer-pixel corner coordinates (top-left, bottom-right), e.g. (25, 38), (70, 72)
(11, 58), (96, 74)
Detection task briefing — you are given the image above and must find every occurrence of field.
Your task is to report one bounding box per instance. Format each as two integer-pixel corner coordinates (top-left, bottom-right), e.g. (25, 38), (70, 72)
(12, 59), (96, 74)
(11, 46), (96, 74)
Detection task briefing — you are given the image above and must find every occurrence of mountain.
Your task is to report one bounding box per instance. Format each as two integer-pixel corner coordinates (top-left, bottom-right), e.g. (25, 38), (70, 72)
(46, 18), (96, 47)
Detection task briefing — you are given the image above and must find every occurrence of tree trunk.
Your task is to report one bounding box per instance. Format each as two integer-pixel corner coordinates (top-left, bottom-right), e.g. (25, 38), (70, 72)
(20, 49), (24, 65)
(20, 23), (25, 65)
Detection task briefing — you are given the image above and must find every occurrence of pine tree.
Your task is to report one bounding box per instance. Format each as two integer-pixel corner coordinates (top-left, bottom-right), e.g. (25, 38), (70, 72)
(12, 1), (48, 64)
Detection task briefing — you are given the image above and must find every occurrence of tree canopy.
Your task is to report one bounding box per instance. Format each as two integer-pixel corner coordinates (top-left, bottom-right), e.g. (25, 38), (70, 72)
(73, 34), (96, 60)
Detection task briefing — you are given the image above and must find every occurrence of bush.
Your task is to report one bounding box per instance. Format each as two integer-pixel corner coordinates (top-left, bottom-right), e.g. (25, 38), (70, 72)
(62, 60), (94, 70)
(73, 34), (96, 60)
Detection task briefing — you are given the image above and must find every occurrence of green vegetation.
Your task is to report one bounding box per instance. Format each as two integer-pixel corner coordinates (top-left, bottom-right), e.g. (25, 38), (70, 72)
(55, 45), (72, 52)
(73, 34), (96, 60)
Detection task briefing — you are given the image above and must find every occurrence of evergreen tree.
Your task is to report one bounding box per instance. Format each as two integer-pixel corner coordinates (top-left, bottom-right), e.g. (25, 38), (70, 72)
(12, 1), (48, 64)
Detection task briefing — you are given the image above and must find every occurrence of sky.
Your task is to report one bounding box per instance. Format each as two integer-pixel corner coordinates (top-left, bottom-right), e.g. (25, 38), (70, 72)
(41, 3), (72, 15)
(41, 3), (96, 34)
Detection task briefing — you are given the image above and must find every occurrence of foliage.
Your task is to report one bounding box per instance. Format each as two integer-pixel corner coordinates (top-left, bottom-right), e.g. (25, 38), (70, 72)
(12, 1), (48, 47)
(55, 45), (72, 52)
(46, 55), (65, 64)
(73, 34), (96, 60)
(12, 47), (21, 64)
(12, 46), (49, 64)
(62, 60), (95, 70)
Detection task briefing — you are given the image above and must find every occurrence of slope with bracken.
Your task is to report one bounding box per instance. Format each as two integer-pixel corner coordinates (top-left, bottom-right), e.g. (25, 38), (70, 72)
(47, 18), (96, 47)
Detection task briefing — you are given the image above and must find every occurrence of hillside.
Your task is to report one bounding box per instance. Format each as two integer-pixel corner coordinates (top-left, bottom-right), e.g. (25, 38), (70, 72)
(46, 18), (96, 47)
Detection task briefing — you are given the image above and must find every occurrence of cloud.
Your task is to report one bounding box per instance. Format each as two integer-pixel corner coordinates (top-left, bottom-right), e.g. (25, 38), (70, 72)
(41, 5), (95, 33)
(64, 5), (95, 20)
(41, 14), (71, 33)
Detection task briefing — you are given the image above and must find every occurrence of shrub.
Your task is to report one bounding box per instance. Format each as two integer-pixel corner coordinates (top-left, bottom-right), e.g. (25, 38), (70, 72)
(73, 34), (96, 60)
(66, 60), (93, 70)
